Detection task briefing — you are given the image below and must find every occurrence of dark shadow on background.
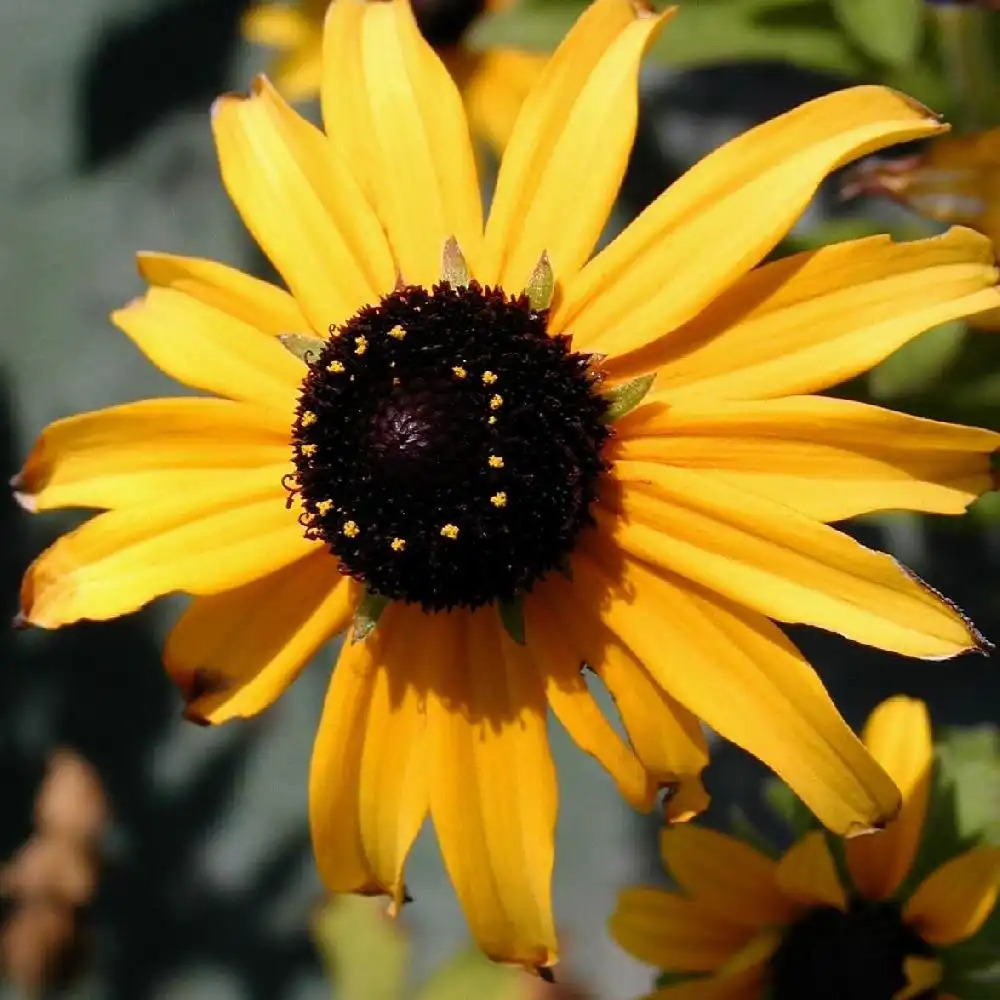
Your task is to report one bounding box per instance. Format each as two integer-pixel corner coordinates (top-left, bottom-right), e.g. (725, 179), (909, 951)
(77, 0), (254, 170)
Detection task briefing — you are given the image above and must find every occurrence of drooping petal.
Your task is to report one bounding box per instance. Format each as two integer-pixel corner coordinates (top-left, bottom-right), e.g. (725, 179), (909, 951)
(574, 550), (901, 837)
(610, 887), (752, 972)
(426, 609), (557, 970)
(136, 252), (309, 335)
(212, 76), (395, 331)
(903, 845), (1000, 945)
(481, 0), (669, 289)
(321, 0), (482, 285)
(614, 394), (999, 522)
(601, 229), (999, 395)
(659, 826), (794, 927)
(605, 462), (984, 659)
(553, 88), (950, 353)
(15, 398), (290, 513)
(21, 471), (314, 628)
(775, 832), (848, 910)
(111, 288), (302, 412)
(163, 552), (356, 724)
(846, 696), (933, 901)
(896, 957), (943, 1000)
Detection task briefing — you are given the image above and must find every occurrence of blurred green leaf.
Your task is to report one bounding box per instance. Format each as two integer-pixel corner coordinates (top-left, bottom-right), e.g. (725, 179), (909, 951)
(763, 779), (815, 838)
(868, 320), (967, 401)
(936, 726), (1000, 845)
(414, 950), (523, 1000)
(727, 805), (779, 858)
(830, 0), (923, 68)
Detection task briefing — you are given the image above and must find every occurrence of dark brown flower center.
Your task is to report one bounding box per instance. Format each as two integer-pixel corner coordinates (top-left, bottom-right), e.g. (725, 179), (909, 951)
(411, 0), (485, 49)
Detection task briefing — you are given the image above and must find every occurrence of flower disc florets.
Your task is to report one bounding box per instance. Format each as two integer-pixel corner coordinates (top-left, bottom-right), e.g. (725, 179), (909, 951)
(290, 281), (610, 611)
(411, 0), (485, 47)
(770, 898), (933, 1000)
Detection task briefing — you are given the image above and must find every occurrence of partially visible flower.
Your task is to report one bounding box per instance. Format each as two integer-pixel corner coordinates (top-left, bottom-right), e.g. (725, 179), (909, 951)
(242, 0), (546, 151)
(610, 695), (1000, 1000)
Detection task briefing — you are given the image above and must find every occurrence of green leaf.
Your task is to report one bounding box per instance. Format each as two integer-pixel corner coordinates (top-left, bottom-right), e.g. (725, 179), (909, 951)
(414, 950), (522, 1000)
(868, 320), (967, 401)
(312, 895), (408, 1000)
(353, 590), (391, 643)
(524, 251), (554, 311)
(763, 778), (816, 838)
(441, 236), (470, 288)
(831, 0), (923, 68)
(278, 332), (326, 364)
(497, 595), (526, 645)
(601, 373), (656, 423)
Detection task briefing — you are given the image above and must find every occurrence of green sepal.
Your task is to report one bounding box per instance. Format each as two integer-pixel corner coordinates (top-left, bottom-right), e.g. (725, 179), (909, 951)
(601, 373), (656, 422)
(353, 589), (391, 643)
(524, 251), (554, 311)
(441, 236), (470, 288)
(279, 332), (326, 364)
(497, 595), (526, 645)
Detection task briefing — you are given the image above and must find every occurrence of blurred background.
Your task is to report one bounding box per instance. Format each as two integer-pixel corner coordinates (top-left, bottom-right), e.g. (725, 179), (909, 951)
(2, 0), (1000, 998)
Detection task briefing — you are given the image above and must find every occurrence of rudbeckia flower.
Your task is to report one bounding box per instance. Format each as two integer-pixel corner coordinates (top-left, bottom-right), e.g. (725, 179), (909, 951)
(15, 0), (1000, 973)
(610, 696), (1000, 1000)
(242, 0), (546, 151)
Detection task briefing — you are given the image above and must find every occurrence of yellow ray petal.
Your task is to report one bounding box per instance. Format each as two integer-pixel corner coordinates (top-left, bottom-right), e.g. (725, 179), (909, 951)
(136, 253), (309, 335)
(573, 551), (900, 836)
(606, 462), (984, 659)
(903, 845), (1000, 945)
(15, 398), (290, 513)
(644, 968), (766, 1000)
(895, 956), (943, 1000)
(554, 87), (950, 353)
(212, 76), (395, 331)
(610, 887), (752, 972)
(604, 228), (999, 395)
(846, 696), (932, 901)
(268, 40), (324, 103)
(524, 596), (655, 811)
(111, 288), (302, 412)
(322, 0), (482, 285)
(21, 471), (314, 628)
(775, 832), (847, 910)
(481, 0), (669, 289)
(614, 394), (999, 522)
(659, 826), (794, 927)
(242, 3), (314, 47)
(163, 552), (356, 725)
(427, 609), (557, 970)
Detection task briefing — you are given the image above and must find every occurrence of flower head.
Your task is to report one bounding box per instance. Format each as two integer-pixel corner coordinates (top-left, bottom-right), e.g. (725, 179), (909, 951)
(610, 696), (1000, 1000)
(14, 0), (1000, 973)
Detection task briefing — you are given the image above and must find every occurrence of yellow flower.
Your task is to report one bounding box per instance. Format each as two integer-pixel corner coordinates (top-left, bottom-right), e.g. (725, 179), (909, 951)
(242, 0), (546, 152)
(14, 0), (1000, 972)
(610, 696), (1000, 1000)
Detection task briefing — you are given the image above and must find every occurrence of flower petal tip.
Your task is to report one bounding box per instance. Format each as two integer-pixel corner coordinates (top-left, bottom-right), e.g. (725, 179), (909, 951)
(11, 611), (30, 631)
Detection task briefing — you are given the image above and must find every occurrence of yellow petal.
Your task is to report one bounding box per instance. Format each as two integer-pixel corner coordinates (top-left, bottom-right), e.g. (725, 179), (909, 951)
(163, 552), (355, 724)
(481, 0), (669, 289)
(606, 462), (984, 659)
(427, 609), (557, 970)
(21, 471), (314, 628)
(242, 3), (314, 47)
(903, 845), (1000, 945)
(212, 76), (395, 330)
(846, 696), (932, 900)
(895, 956), (943, 1000)
(111, 288), (302, 412)
(604, 228), (999, 396)
(136, 252), (309, 335)
(644, 968), (766, 1000)
(659, 825), (794, 927)
(267, 41), (324, 103)
(524, 596), (655, 811)
(775, 832), (847, 910)
(554, 87), (950, 353)
(15, 398), (289, 512)
(574, 550), (900, 836)
(614, 394), (999, 522)
(609, 887), (751, 972)
(322, 0), (482, 285)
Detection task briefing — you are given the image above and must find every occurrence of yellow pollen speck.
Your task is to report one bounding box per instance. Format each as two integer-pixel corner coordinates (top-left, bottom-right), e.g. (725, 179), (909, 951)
(390, 537), (406, 552)
(328, 324), (342, 339)
(301, 443), (317, 457)
(316, 500), (334, 516)
(452, 366), (467, 379)
(354, 336), (368, 355)
(440, 523), (460, 539)
(488, 415), (497, 425)
(388, 324), (406, 340)
(301, 411), (317, 427)
(490, 492), (508, 508)
(482, 371), (498, 384)
(343, 520), (360, 538)
(488, 455), (504, 468)
(489, 394), (503, 410)
(327, 360), (345, 373)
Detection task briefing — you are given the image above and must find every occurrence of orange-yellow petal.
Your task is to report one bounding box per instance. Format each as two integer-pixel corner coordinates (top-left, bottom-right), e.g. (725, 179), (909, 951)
(895, 957), (943, 1000)
(554, 87), (950, 355)
(775, 831), (848, 910)
(645, 968), (766, 1000)
(846, 696), (932, 900)
(164, 552), (355, 724)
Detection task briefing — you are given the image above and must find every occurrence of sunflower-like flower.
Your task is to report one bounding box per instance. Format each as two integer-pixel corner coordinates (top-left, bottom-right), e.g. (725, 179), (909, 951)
(610, 696), (1000, 1000)
(243, 0), (546, 151)
(15, 0), (1000, 972)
